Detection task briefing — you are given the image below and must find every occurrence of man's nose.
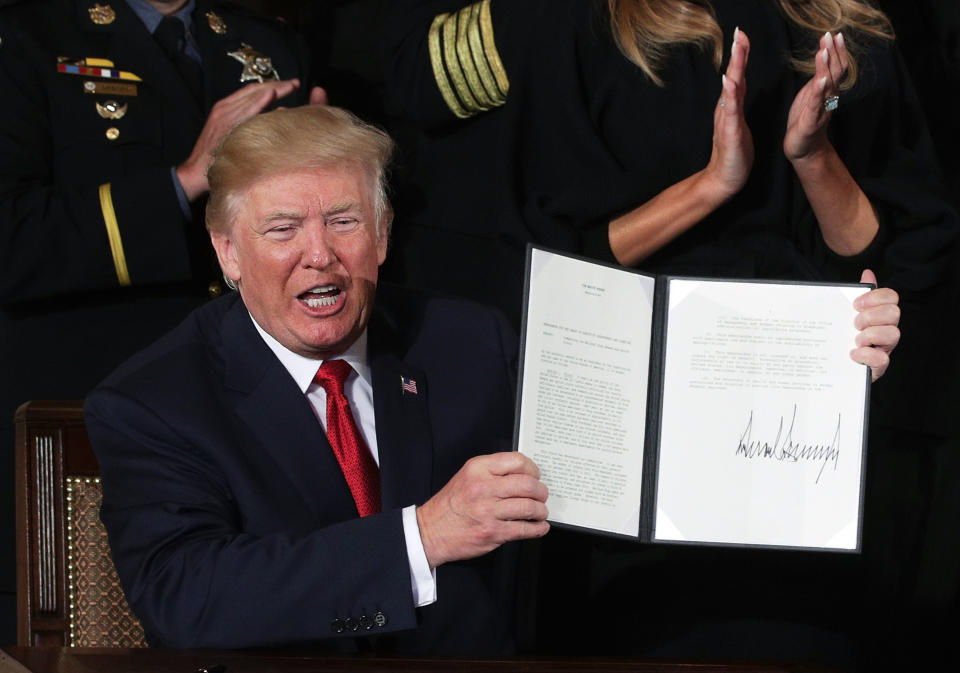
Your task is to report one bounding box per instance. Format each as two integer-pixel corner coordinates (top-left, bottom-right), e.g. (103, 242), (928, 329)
(302, 226), (335, 268)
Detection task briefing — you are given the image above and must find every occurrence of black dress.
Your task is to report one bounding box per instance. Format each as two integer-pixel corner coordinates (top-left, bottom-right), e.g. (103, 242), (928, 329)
(384, 0), (956, 323)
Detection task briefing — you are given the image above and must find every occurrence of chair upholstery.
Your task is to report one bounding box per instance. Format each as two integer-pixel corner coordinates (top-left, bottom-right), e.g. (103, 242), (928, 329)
(15, 400), (146, 647)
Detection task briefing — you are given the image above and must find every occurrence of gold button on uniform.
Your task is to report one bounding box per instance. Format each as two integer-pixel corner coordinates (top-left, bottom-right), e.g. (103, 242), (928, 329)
(105, 127), (119, 140)
(207, 281), (223, 298)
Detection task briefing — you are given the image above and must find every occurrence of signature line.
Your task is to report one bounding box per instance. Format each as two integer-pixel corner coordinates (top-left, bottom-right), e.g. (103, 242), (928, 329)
(734, 405), (841, 484)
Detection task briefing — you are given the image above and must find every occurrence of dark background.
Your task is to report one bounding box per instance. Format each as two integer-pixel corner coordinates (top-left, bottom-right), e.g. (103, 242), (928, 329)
(2, 0), (958, 662)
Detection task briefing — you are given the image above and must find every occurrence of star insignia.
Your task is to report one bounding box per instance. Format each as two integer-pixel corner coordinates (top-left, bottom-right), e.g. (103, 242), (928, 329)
(227, 44), (279, 83)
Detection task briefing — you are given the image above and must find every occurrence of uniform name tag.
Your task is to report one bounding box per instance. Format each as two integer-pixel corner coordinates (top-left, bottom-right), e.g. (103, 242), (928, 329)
(83, 81), (138, 96)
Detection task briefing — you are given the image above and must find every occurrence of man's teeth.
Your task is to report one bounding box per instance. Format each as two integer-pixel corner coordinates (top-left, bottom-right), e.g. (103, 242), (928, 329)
(302, 285), (340, 307)
(304, 295), (338, 307)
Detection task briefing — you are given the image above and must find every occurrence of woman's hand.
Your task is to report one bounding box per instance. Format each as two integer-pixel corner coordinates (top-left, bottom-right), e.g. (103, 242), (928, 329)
(608, 28), (755, 266)
(851, 269), (901, 382)
(784, 31), (848, 162)
(783, 32), (879, 256)
(703, 27), (755, 201)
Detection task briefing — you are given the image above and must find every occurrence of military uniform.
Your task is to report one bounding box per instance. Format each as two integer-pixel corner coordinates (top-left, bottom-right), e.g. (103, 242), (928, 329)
(0, 0), (311, 641)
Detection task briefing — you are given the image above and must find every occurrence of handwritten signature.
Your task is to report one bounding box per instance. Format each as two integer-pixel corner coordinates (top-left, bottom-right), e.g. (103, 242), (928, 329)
(735, 405), (840, 484)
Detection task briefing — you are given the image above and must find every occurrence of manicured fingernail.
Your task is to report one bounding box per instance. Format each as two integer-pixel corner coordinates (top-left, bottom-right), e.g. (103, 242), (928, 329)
(822, 48), (830, 64)
(733, 26), (740, 51)
(836, 32), (845, 49)
(820, 76), (828, 90)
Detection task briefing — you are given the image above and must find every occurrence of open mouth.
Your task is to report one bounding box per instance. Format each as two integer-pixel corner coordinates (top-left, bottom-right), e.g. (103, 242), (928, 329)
(299, 285), (342, 308)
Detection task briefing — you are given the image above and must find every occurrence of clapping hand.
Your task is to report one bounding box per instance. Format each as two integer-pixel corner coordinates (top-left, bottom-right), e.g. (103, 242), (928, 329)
(784, 31), (849, 163)
(703, 27), (755, 201)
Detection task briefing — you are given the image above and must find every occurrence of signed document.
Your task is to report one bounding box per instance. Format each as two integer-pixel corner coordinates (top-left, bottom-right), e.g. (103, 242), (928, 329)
(515, 247), (870, 552)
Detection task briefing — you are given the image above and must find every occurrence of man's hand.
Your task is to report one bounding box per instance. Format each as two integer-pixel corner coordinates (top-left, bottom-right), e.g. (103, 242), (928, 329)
(308, 86), (328, 106)
(416, 452), (549, 568)
(852, 269), (901, 382)
(176, 79), (302, 202)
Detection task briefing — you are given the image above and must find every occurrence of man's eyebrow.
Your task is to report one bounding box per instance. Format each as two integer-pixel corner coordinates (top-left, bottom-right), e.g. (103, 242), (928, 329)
(262, 210), (305, 222)
(323, 201), (360, 216)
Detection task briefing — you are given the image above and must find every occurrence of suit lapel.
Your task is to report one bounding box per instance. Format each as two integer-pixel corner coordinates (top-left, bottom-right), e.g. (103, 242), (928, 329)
(220, 297), (358, 521)
(216, 293), (436, 517)
(368, 306), (434, 511)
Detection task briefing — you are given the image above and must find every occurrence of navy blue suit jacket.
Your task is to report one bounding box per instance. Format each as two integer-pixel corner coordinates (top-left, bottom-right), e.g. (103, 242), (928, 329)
(85, 286), (520, 653)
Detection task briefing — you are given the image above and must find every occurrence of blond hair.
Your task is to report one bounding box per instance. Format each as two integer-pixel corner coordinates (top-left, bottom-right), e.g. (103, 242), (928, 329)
(205, 106), (395, 237)
(608, 0), (894, 88)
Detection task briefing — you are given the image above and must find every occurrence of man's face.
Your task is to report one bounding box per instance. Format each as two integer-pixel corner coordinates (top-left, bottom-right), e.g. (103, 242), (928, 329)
(211, 165), (387, 359)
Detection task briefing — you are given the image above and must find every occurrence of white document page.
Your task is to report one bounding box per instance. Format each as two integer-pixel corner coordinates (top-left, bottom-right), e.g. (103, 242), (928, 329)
(654, 279), (867, 550)
(517, 249), (654, 537)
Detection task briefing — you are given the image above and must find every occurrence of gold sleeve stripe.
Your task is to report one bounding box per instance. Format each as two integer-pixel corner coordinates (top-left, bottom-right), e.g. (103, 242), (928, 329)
(428, 13), (470, 119)
(467, 1), (503, 101)
(98, 183), (131, 287)
(427, 0), (508, 119)
(441, 11), (483, 113)
(479, 0), (509, 98)
(455, 6), (494, 108)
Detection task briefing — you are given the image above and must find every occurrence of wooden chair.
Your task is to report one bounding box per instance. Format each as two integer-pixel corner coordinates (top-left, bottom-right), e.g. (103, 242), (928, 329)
(15, 400), (146, 647)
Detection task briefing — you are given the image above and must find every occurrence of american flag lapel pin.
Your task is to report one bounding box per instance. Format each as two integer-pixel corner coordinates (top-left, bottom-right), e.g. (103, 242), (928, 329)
(400, 375), (418, 395)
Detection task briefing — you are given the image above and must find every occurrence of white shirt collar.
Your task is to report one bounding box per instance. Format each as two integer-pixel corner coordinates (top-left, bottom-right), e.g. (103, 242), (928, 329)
(249, 314), (371, 393)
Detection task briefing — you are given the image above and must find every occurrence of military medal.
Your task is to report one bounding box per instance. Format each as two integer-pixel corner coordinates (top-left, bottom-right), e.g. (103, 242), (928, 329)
(206, 11), (227, 35)
(227, 44), (279, 83)
(58, 63), (142, 81)
(96, 100), (127, 120)
(88, 3), (116, 25)
(58, 56), (142, 82)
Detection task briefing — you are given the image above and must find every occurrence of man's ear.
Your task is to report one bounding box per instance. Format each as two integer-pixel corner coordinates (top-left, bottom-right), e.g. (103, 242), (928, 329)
(210, 231), (241, 285)
(376, 209), (392, 266)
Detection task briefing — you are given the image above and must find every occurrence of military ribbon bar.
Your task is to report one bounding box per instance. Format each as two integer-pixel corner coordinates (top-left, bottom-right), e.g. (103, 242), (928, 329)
(57, 63), (142, 81)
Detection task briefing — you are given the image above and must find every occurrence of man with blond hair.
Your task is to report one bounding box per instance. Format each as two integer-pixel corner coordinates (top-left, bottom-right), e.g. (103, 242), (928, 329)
(85, 105), (550, 653)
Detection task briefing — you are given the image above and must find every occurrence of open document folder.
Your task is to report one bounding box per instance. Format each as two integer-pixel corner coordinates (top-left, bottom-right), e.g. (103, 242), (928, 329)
(514, 246), (871, 552)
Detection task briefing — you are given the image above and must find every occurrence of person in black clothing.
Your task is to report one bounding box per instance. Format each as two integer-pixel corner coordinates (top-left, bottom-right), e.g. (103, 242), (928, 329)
(384, 1), (954, 323)
(0, 0), (322, 644)
(383, 1), (956, 669)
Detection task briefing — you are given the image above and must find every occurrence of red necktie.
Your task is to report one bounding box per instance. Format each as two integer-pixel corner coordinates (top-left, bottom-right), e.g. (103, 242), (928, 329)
(313, 360), (381, 517)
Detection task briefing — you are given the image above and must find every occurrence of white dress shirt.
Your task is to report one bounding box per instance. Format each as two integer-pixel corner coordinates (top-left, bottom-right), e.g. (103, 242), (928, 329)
(251, 315), (437, 606)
